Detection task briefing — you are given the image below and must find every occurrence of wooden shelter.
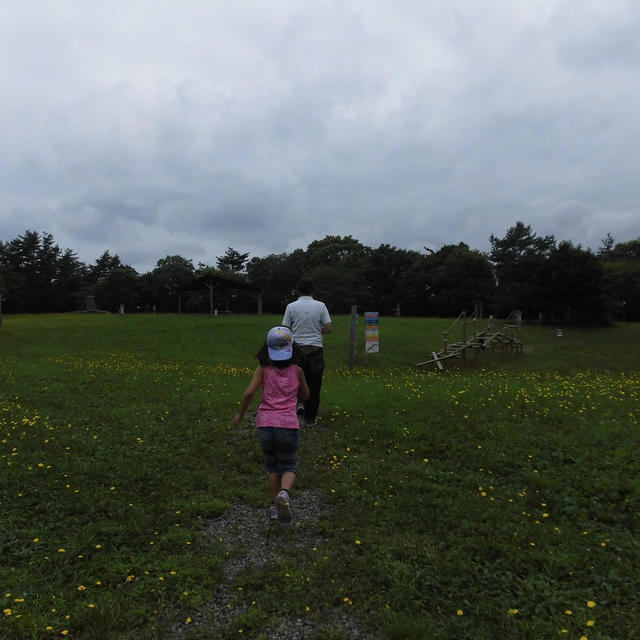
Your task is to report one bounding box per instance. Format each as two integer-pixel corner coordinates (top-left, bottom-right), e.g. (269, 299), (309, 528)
(177, 274), (262, 316)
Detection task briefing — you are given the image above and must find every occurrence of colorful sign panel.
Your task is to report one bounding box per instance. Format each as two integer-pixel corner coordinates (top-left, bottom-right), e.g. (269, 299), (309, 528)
(365, 311), (379, 353)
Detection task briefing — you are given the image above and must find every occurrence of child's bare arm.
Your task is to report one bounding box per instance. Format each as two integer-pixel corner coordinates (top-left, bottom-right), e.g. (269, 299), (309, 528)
(232, 367), (263, 425)
(297, 367), (310, 401)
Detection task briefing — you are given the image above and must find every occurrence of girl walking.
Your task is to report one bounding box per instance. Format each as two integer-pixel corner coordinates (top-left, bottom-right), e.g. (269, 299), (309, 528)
(233, 326), (310, 522)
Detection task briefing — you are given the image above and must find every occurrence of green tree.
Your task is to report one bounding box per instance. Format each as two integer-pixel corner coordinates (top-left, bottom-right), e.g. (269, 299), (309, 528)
(94, 267), (141, 313)
(53, 248), (88, 311)
(430, 244), (494, 317)
(599, 237), (640, 320)
(303, 236), (368, 312)
(150, 255), (195, 312)
(403, 244), (494, 317)
(89, 251), (123, 284)
(246, 251), (303, 312)
(598, 233), (616, 257)
(2, 230), (42, 311)
(543, 241), (610, 324)
(0, 230), (93, 312)
(216, 248), (250, 274)
(489, 222), (555, 319)
(361, 244), (420, 315)
(0, 230), (62, 311)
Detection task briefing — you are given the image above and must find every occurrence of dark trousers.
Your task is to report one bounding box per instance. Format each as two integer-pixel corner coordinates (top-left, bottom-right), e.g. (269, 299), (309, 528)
(297, 345), (325, 421)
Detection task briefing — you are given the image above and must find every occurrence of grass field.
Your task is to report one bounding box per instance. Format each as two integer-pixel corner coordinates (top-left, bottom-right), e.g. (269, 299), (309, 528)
(1, 313), (639, 639)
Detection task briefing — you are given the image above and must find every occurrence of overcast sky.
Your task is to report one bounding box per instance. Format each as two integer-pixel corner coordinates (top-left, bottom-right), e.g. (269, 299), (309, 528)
(1, 1), (638, 273)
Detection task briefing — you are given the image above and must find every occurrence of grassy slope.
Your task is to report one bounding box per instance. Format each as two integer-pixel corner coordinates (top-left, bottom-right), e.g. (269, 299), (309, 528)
(1, 314), (639, 639)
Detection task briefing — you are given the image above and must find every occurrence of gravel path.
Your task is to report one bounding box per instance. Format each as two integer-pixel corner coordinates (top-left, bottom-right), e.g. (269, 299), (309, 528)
(165, 489), (381, 639)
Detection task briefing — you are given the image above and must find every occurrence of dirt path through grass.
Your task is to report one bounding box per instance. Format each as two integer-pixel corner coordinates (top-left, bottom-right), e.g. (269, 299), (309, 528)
(166, 488), (381, 639)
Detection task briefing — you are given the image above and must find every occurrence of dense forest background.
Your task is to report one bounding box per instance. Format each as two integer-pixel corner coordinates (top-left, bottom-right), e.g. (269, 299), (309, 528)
(1, 222), (639, 323)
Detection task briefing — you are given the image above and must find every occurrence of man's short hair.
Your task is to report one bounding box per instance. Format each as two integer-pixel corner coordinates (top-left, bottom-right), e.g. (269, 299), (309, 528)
(298, 277), (314, 295)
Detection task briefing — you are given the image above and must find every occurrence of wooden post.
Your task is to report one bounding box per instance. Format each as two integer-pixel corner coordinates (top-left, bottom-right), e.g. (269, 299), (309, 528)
(206, 280), (221, 317)
(442, 331), (448, 354)
(0, 294), (4, 326)
(348, 305), (357, 370)
(461, 312), (467, 362)
(256, 291), (263, 315)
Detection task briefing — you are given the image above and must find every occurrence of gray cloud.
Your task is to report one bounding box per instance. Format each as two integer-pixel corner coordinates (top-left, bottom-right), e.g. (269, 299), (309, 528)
(2, 0), (639, 273)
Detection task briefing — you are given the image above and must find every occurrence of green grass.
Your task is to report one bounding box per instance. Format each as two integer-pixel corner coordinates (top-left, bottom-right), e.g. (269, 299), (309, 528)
(1, 313), (639, 639)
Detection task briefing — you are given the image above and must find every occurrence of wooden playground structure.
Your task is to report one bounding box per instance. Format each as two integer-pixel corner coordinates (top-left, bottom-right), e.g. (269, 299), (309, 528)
(417, 309), (523, 370)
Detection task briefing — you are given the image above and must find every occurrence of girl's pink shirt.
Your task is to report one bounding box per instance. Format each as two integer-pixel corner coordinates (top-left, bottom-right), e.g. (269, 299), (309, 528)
(255, 365), (300, 429)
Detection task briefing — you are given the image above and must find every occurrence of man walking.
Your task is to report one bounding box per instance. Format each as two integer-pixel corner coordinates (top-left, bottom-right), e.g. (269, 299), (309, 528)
(282, 277), (332, 426)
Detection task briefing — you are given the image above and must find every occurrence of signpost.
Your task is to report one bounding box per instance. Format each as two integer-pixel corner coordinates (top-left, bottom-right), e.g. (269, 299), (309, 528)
(365, 311), (379, 354)
(348, 309), (380, 369)
(349, 305), (357, 370)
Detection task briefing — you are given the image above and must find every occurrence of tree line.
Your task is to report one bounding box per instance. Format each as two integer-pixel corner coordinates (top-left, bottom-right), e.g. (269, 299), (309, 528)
(1, 223), (639, 323)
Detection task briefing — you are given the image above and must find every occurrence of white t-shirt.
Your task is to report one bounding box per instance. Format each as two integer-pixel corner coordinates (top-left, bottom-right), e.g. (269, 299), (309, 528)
(282, 296), (331, 348)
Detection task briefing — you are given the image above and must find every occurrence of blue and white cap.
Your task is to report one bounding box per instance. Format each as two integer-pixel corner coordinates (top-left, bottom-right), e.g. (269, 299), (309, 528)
(266, 326), (293, 361)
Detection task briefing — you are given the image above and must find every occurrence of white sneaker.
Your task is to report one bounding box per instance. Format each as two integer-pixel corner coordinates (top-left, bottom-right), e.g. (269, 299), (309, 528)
(275, 490), (292, 523)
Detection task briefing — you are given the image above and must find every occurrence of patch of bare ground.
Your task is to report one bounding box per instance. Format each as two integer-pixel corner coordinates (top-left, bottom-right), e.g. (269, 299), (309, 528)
(165, 489), (380, 639)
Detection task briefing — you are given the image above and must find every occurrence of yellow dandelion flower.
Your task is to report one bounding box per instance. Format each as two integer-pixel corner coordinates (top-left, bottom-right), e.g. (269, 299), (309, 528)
(586, 620), (594, 626)
(456, 609), (464, 616)
(586, 600), (596, 608)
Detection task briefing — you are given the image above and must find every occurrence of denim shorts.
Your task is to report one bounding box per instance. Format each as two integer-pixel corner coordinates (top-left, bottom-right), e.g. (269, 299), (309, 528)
(258, 427), (299, 475)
